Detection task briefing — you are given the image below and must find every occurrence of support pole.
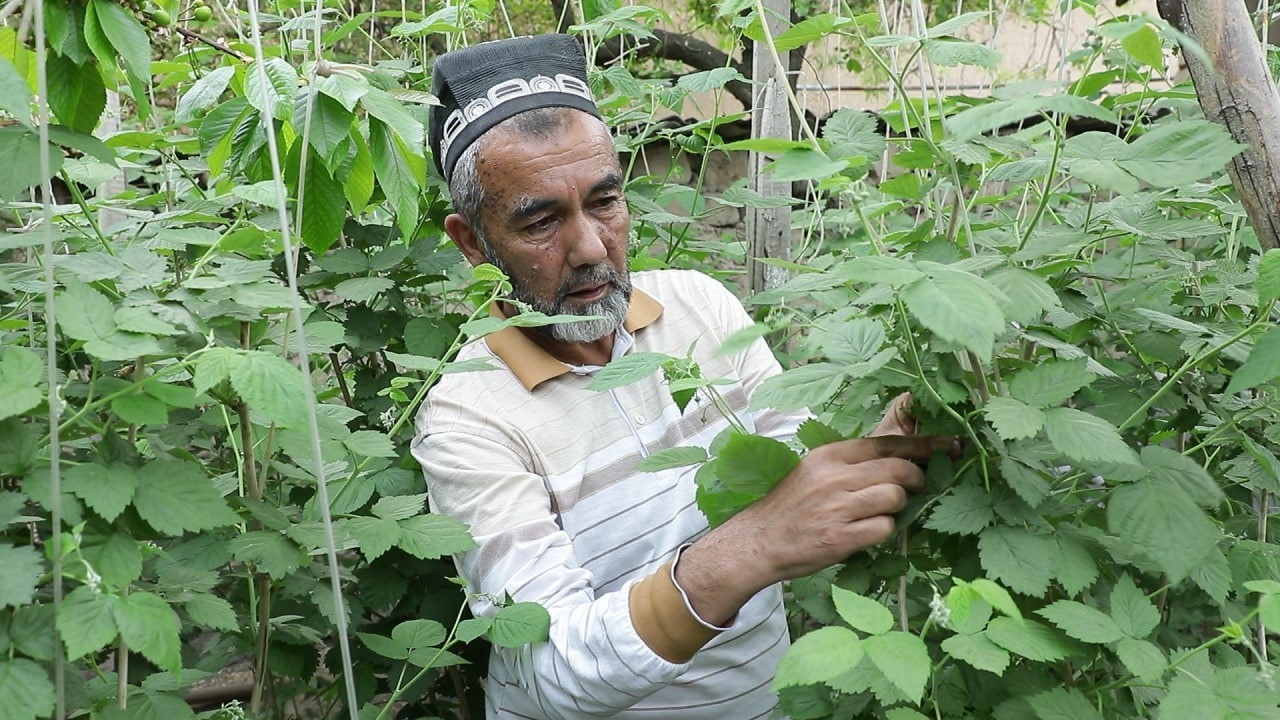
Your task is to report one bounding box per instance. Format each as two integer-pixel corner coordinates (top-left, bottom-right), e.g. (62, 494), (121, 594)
(1158, 0), (1280, 250)
(746, 1), (793, 294)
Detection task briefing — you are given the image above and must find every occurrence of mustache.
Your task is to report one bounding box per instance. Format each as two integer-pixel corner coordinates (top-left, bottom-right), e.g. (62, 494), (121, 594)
(555, 265), (627, 304)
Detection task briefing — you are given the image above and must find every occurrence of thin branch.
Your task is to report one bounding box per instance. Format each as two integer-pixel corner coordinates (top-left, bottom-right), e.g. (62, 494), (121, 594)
(175, 26), (250, 62)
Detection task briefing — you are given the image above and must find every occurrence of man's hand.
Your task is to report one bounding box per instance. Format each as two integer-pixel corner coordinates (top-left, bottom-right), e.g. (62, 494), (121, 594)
(870, 392), (917, 438)
(675, 429), (954, 626)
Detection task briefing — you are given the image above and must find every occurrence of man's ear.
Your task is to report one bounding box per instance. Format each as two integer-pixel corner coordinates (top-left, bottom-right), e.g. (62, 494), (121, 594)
(443, 213), (489, 267)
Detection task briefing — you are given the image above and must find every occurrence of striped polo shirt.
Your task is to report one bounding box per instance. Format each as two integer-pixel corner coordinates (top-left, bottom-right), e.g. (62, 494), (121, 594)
(413, 269), (805, 719)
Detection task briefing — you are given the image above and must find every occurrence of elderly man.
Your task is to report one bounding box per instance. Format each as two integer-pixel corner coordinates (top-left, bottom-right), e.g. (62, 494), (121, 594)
(412, 34), (947, 720)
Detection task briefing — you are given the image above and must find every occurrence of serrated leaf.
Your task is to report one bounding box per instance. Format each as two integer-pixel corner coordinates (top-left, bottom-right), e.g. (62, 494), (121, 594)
(1141, 445), (1223, 508)
(176, 66), (234, 123)
(334, 276), (394, 303)
(772, 626), (863, 690)
(986, 617), (1075, 661)
(0, 543), (41, 608)
(397, 513), (477, 559)
(925, 38), (1001, 69)
(1257, 249), (1280, 305)
(983, 396), (1044, 441)
(372, 493), (425, 521)
(941, 632), (1009, 675)
(831, 586), (894, 635)
(0, 55), (30, 125)
(46, 53), (105, 133)
(0, 125), (62, 200)
(979, 526), (1055, 596)
(246, 57), (297, 121)
(863, 631), (930, 703)
(795, 419), (843, 450)
(985, 266), (1061, 325)
(1028, 687), (1104, 720)
(634, 446), (708, 472)
(1109, 574), (1160, 638)
(299, 149), (346, 255)
(90, 0), (150, 82)
(490, 602), (550, 648)
(181, 593), (239, 632)
(750, 362), (846, 412)
(999, 456), (1050, 507)
(969, 578), (1021, 620)
(229, 530), (306, 580)
(1120, 24), (1163, 69)
(193, 347), (238, 396)
(925, 484), (994, 535)
(228, 350), (309, 429)
(675, 66), (745, 92)
(112, 591), (181, 672)
(0, 658), (55, 720)
(1107, 480), (1219, 582)
(1226, 326), (1280, 394)
(61, 462), (136, 523)
(57, 586), (117, 659)
(766, 148), (848, 183)
(1116, 637), (1166, 681)
(347, 516), (400, 561)
(1054, 533), (1099, 596)
(1043, 407), (1137, 465)
(133, 459), (239, 535)
(456, 617), (491, 643)
(57, 279), (116, 342)
(587, 352), (669, 391)
(83, 532), (142, 587)
(1008, 358), (1093, 408)
(368, 118), (424, 240)
(0, 346), (41, 421)
(1037, 600), (1124, 644)
(901, 268), (1005, 359)
(392, 619), (447, 651)
(358, 631), (409, 660)
(713, 432), (799, 496)
(1116, 120), (1244, 187)
(344, 430), (397, 458)
(822, 108), (885, 163)
(112, 392), (167, 426)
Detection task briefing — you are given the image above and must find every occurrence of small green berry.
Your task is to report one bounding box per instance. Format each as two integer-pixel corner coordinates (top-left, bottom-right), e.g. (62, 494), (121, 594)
(193, 5), (212, 21)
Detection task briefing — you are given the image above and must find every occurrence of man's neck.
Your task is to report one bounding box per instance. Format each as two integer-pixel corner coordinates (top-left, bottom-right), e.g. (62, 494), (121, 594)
(520, 326), (615, 367)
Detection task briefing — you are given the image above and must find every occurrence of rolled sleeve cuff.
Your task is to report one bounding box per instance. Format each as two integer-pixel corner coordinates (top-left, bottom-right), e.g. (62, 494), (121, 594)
(628, 546), (730, 664)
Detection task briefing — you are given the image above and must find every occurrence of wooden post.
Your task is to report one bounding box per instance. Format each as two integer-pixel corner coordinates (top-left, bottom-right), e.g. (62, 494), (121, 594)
(746, 1), (793, 295)
(1158, 0), (1280, 250)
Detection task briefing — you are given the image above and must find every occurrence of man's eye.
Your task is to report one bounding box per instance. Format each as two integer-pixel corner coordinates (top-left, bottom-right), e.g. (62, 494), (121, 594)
(594, 195), (620, 209)
(527, 216), (555, 231)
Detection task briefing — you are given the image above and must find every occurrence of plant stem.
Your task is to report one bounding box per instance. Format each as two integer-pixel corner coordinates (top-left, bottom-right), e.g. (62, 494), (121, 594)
(330, 352), (353, 407)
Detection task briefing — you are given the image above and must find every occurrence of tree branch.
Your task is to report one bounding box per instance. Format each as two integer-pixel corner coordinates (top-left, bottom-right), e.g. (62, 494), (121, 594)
(592, 29), (754, 110)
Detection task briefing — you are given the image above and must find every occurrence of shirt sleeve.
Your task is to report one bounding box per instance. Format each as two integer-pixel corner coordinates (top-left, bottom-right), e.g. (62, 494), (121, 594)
(411, 419), (710, 719)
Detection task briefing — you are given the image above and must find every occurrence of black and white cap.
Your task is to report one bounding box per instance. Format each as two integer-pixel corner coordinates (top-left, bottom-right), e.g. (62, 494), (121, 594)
(428, 34), (601, 183)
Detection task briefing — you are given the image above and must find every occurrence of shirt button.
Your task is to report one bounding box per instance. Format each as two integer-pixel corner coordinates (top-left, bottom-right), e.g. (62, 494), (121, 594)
(634, 414), (646, 425)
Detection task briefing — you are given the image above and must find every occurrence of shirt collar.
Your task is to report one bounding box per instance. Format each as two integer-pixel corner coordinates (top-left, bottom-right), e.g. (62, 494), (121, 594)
(482, 287), (663, 391)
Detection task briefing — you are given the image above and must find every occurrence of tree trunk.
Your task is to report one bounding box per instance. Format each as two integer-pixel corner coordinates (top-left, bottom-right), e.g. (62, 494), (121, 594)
(1158, 0), (1280, 251)
(746, 0), (793, 295)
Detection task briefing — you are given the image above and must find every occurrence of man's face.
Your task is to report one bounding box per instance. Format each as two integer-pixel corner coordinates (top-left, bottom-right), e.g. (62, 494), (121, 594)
(472, 112), (632, 344)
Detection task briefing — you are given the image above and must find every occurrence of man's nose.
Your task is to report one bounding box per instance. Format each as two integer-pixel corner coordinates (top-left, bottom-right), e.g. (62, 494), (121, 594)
(567, 213), (610, 268)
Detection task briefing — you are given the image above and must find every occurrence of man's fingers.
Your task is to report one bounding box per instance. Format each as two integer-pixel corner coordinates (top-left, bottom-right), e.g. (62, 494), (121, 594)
(870, 392), (915, 437)
(832, 458), (925, 494)
(823, 434), (958, 464)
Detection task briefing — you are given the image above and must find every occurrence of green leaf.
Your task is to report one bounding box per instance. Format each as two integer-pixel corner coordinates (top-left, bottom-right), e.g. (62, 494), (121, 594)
(0, 543), (41, 608)
(344, 132), (376, 210)
(766, 148), (848, 183)
(587, 352), (670, 391)
(181, 593), (239, 632)
(1008, 358), (1093, 408)
(358, 631), (408, 660)
(1115, 637), (1166, 681)
(985, 267), (1061, 325)
(1225, 326), (1280, 394)
(245, 57), (297, 121)
(713, 432), (799, 496)
(0, 346), (41, 422)
(369, 117), (425, 241)
(838, 255), (924, 285)
(83, 531), (142, 587)
(902, 267), (1006, 359)
(392, 619), (447, 650)
(1042, 407), (1137, 465)
(132, 459), (239, 534)
(1053, 533), (1100, 596)
(397, 513), (477, 559)
(193, 347), (238, 396)
(1027, 687), (1103, 720)
(675, 66), (745, 92)
(634, 446), (708, 472)
(983, 396), (1044, 442)
(45, 54), (103, 133)
(823, 109), (885, 163)
(228, 530), (306, 580)
(90, 0), (150, 82)
(1107, 480), (1219, 582)
(772, 626), (863, 689)
(978, 526), (1055, 596)
(228, 350), (309, 428)
(334, 276), (394, 303)
(1116, 120), (1244, 187)
(1109, 574), (1160, 638)
(299, 150), (346, 255)
(301, 91), (354, 168)
(925, 38), (1001, 69)
(0, 55), (30, 125)
(924, 484), (994, 535)
(1120, 24), (1164, 68)
(112, 591), (181, 673)
(344, 430), (397, 458)
(56, 279), (115, 342)
(795, 419), (843, 451)
(176, 65), (235, 123)
(1141, 445), (1223, 508)
(489, 602), (550, 648)
(57, 586), (117, 659)
(0, 125), (62, 199)
(750, 362), (846, 412)
(986, 617), (1075, 661)
(941, 633), (1009, 675)
(456, 617), (491, 643)
(0, 658), (55, 720)
(1257, 249), (1280, 305)
(112, 392), (168, 426)
(999, 456), (1050, 507)
(947, 93), (1119, 142)
(772, 13), (854, 52)
(863, 631), (930, 703)
(360, 89), (424, 148)
(1036, 600), (1124, 644)
(347, 516), (401, 561)
(372, 493), (425, 521)
(969, 578), (1021, 620)
(831, 586), (894, 635)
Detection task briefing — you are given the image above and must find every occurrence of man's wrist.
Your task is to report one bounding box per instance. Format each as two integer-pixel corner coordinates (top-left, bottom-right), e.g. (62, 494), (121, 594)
(670, 544), (735, 631)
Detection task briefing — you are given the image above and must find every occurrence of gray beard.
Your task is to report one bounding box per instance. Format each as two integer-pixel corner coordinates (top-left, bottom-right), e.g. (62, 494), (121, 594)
(484, 244), (632, 343)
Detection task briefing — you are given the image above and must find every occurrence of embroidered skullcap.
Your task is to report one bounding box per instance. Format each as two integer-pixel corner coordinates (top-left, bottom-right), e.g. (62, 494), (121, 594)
(428, 34), (601, 183)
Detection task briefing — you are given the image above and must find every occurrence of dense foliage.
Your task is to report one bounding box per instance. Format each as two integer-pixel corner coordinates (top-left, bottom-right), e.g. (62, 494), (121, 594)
(2, 0), (1280, 719)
